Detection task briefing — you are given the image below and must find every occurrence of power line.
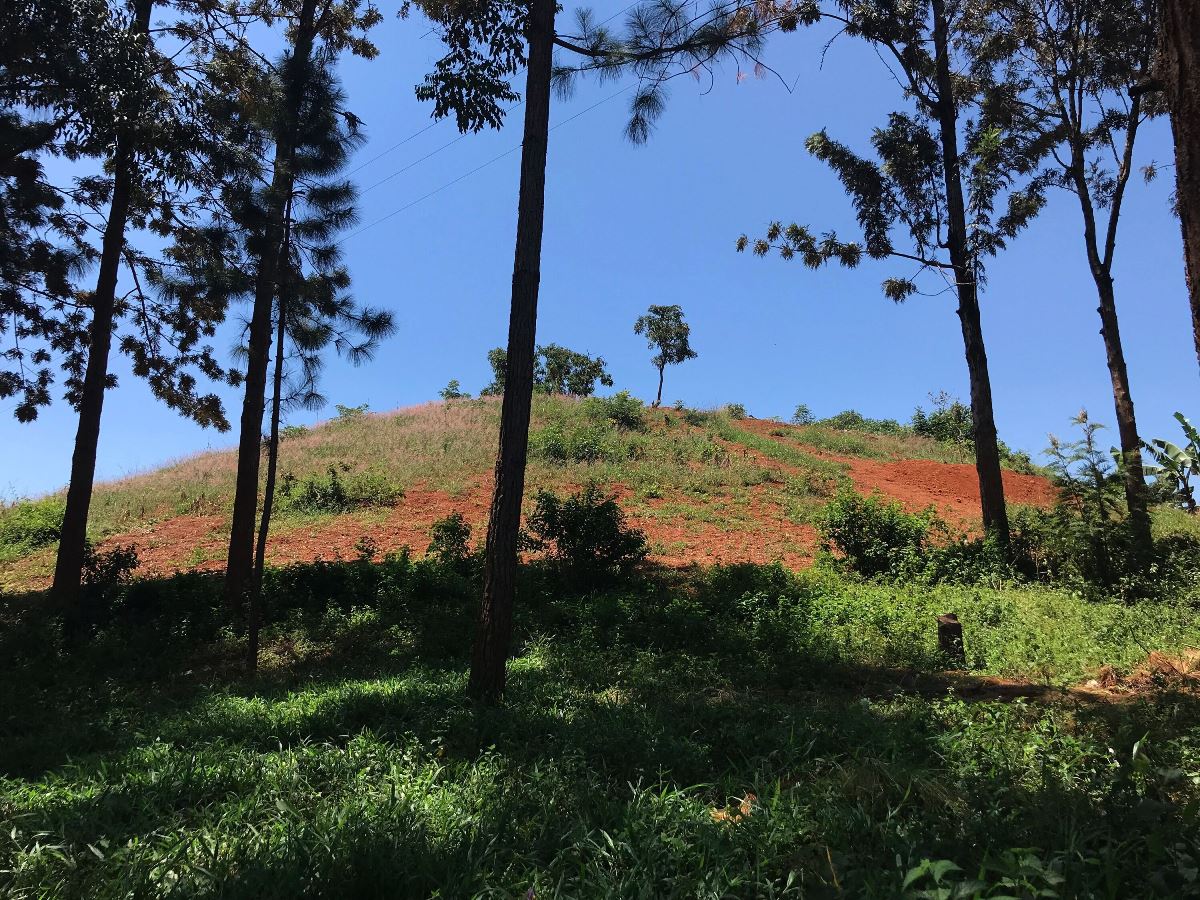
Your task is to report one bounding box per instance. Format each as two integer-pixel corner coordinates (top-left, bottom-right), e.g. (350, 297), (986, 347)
(345, 1), (641, 178)
(341, 84), (633, 245)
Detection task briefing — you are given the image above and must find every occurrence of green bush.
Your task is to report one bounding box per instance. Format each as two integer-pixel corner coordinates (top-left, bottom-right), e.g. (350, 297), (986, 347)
(332, 403), (368, 423)
(724, 402), (747, 420)
(818, 490), (943, 578)
(278, 465), (403, 515)
(820, 409), (907, 435)
(427, 512), (472, 569)
(525, 485), (648, 582)
(582, 390), (646, 431)
(911, 393), (973, 446)
(530, 422), (634, 464)
(0, 498), (65, 561)
(792, 403), (815, 425)
(280, 424), (309, 440)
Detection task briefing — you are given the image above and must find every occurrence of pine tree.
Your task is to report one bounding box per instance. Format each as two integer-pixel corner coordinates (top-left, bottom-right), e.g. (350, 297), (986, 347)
(411, 0), (803, 702)
(739, 0), (1056, 546)
(19, 0), (245, 608)
(245, 68), (394, 668)
(219, 0), (381, 614)
(969, 0), (1158, 558)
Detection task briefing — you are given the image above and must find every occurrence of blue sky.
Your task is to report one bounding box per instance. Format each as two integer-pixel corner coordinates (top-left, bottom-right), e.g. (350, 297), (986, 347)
(2, 6), (1191, 499)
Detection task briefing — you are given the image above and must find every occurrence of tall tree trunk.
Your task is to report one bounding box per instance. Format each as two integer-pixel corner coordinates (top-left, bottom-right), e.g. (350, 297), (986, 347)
(248, 306), (286, 671)
(654, 364), (664, 408)
(1063, 101), (1154, 556)
(223, 0), (317, 612)
(52, 0), (153, 608)
(1094, 275), (1153, 549)
(930, 0), (1010, 544)
(1157, 0), (1200, 373)
(468, 0), (555, 704)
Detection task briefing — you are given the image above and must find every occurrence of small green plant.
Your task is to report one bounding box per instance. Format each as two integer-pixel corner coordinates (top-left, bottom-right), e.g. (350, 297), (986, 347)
(439, 379), (469, 401)
(278, 465), (402, 514)
(525, 484), (648, 581)
(792, 403), (814, 425)
(333, 403), (369, 423)
(582, 390), (646, 431)
(821, 409), (907, 435)
(1144, 412), (1200, 512)
(280, 424), (309, 440)
(0, 497), (64, 562)
(427, 512), (472, 568)
(818, 489), (943, 578)
(911, 391), (973, 446)
(82, 543), (140, 589)
(530, 422), (632, 464)
(724, 402), (747, 419)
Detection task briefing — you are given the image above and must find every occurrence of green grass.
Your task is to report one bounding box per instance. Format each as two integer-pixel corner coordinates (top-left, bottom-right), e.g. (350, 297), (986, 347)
(2, 558), (1198, 898)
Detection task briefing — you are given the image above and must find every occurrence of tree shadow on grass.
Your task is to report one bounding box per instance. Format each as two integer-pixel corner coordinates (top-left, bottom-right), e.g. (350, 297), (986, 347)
(4, 561), (1200, 897)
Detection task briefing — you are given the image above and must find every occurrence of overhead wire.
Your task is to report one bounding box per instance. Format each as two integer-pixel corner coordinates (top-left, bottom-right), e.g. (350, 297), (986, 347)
(340, 83), (634, 244)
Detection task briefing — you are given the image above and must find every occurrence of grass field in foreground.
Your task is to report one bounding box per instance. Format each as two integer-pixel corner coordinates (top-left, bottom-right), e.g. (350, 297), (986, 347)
(2, 558), (1199, 898)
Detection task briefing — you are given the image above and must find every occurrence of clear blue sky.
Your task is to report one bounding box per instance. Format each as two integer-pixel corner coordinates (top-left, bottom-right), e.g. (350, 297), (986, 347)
(2, 6), (1192, 499)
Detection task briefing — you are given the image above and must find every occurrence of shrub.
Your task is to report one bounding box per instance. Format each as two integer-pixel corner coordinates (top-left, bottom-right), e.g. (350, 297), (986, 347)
(427, 512), (472, 569)
(529, 422), (633, 464)
(911, 392), (973, 446)
(278, 465), (403, 514)
(280, 424), (309, 440)
(792, 403), (815, 425)
(582, 390), (646, 431)
(0, 498), (64, 561)
(817, 490), (943, 578)
(682, 408), (708, 427)
(439, 379), (469, 401)
(820, 409), (907, 435)
(724, 402), (747, 420)
(525, 485), (647, 582)
(333, 403), (368, 423)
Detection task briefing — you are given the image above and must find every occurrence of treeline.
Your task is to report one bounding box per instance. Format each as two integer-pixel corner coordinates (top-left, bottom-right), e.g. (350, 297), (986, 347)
(3, 0), (1199, 700)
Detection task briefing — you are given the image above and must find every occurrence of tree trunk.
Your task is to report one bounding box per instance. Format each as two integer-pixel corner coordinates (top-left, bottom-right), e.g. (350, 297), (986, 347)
(654, 364), (664, 408)
(248, 307), (286, 671)
(1094, 265), (1154, 554)
(1156, 0), (1200, 373)
(1060, 83), (1154, 557)
(52, 0), (153, 608)
(468, 0), (555, 704)
(223, 0), (317, 612)
(930, 0), (1010, 544)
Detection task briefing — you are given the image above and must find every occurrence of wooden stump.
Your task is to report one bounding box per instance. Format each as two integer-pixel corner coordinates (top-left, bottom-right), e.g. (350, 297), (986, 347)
(937, 613), (966, 668)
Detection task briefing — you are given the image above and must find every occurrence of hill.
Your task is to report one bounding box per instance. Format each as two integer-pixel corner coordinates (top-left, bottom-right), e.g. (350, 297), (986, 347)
(0, 394), (1056, 590)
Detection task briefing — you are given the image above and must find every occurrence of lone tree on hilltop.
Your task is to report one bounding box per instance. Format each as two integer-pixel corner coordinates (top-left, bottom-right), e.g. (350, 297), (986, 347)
(634, 304), (696, 408)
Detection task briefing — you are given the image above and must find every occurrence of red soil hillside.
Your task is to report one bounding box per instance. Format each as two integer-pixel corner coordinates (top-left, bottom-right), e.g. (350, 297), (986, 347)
(0, 400), (1058, 590)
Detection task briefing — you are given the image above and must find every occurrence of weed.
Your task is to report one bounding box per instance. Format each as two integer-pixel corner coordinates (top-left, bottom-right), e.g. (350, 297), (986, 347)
(427, 512), (473, 569)
(278, 465), (403, 515)
(524, 484), (648, 582)
(0, 497), (64, 562)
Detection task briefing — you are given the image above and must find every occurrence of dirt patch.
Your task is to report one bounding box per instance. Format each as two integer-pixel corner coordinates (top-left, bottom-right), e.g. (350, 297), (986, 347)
(841, 650), (1200, 705)
(264, 483), (493, 566)
(1085, 650), (1200, 697)
(734, 417), (1056, 523)
(842, 457), (1056, 522)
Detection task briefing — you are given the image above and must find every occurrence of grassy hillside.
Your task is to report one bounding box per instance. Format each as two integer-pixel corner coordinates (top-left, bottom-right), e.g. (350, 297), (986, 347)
(4, 396), (1200, 897)
(0, 395), (1056, 591)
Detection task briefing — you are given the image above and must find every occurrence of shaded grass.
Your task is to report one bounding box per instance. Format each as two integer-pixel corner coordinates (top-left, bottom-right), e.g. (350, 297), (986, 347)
(2, 559), (1199, 897)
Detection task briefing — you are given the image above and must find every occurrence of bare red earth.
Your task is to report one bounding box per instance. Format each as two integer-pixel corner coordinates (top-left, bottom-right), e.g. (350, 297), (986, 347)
(74, 418), (1055, 582)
